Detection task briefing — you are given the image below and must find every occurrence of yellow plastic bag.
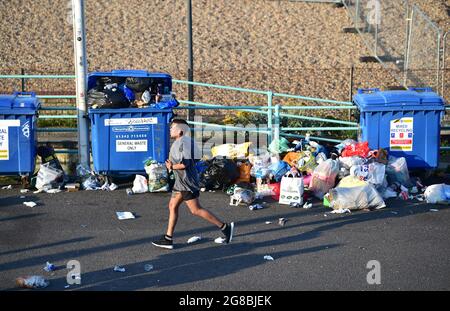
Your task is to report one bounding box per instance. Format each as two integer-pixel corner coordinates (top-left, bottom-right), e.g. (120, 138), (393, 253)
(336, 175), (368, 188)
(211, 142), (252, 159)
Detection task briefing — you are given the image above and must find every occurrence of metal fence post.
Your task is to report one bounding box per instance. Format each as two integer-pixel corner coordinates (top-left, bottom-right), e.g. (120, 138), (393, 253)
(21, 68), (25, 92)
(442, 31), (449, 97)
(436, 30), (441, 93)
(274, 104), (280, 144)
(187, 0), (195, 127)
(404, 6), (414, 87)
(355, 0), (360, 29)
(267, 91), (273, 144)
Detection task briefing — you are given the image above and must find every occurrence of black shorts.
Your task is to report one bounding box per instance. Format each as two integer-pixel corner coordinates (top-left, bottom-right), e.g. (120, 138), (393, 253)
(172, 190), (200, 201)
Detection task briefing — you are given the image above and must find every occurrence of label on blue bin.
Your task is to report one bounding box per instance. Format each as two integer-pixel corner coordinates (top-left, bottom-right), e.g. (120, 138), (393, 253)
(0, 120), (20, 161)
(116, 140), (148, 152)
(0, 126), (9, 160)
(104, 117), (157, 126)
(390, 117), (413, 151)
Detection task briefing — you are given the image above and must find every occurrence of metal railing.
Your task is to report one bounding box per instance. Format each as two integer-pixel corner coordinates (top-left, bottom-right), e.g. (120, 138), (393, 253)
(1, 73), (449, 156)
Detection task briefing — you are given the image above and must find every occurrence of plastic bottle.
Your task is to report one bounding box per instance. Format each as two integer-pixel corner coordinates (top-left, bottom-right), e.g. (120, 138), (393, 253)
(16, 276), (49, 288)
(126, 188), (133, 196)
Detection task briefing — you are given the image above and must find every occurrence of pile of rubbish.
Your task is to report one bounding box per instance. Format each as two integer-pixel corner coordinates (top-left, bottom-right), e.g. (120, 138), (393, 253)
(186, 136), (449, 210)
(87, 76), (179, 110)
(19, 136), (449, 210)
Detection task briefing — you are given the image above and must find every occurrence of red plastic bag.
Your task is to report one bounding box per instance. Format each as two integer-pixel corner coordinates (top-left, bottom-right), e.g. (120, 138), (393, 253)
(341, 141), (370, 158)
(269, 183), (281, 200)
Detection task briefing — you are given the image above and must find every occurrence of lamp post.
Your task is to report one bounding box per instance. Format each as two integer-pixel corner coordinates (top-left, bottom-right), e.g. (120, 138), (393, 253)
(72, 0), (90, 169)
(187, 0), (195, 124)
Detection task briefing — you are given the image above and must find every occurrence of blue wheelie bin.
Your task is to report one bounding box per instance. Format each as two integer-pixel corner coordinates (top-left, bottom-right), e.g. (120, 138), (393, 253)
(353, 87), (446, 168)
(0, 92), (41, 176)
(87, 70), (176, 175)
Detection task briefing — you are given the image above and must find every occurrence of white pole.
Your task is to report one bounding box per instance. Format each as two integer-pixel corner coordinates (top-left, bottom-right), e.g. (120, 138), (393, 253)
(72, 0), (90, 169)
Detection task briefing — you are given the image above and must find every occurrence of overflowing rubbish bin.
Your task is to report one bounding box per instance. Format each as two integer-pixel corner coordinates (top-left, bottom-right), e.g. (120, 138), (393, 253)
(353, 87), (445, 168)
(87, 70), (176, 175)
(0, 92), (40, 176)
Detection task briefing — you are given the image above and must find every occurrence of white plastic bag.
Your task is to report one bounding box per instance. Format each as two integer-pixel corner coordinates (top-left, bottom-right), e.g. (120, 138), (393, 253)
(230, 187), (255, 206)
(309, 159), (339, 199)
(279, 172), (304, 205)
(36, 162), (63, 190)
(350, 162), (386, 186)
(424, 184), (450, 204)
(249, 154), (271, 178)
(386, 157), (412, 187)
(339, 156), (365, 169)
(328, 182), (386, 211)
(132, 175), (148, 194)
(145, 163), (169, 192)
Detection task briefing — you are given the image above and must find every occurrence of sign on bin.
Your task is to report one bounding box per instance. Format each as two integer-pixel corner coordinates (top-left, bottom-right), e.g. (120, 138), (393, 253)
(116, 140), (148, 152)
(390, 117), (413, 152)
(104, 117), (158, 126)
(0, 126), (8, 160)
(0, 120), (20, 161)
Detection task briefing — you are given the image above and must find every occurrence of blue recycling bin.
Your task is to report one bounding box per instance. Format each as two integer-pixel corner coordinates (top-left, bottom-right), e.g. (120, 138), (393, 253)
(87, 70), (175, 175)
(0, 92), (40, 176)
(353, 87), (446, 169)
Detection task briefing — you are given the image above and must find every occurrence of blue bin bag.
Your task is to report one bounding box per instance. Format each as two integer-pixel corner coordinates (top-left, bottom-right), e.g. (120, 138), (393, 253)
(196, 160), (209, 176)
(119, 84), (135, 103)
(153, 99), (179, 110)
(268, 160), (291, 182)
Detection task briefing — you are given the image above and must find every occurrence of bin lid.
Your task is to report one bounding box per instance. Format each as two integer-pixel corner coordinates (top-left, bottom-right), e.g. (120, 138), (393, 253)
(0, 92), (41, 112)
(353, 87), (445, 112)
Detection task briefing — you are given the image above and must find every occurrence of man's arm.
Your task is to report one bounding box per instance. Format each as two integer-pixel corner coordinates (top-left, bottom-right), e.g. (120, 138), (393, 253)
(166, 160), (186, 171)
(172, 163), (186, 170)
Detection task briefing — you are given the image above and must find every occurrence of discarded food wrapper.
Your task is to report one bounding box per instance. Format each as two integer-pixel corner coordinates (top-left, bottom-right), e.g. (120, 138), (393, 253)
(20, 189), (29, 193)
(265, 221), (272, 225)
(109, 183), (118, 191)
(64, 285), (70, 289)
(430, 209), (439, 212)
(33, 189), (44, 194)
(45, 189), (61, 194)
(263, 255), (274, 261)
(144, 264), (154, 272)
(116, 212), (135, 220)
(289, 202), (301, 208)
(43, 261), (56, 272)
(1, 185), (12, 190)
(214, 237), (226, 244)
(16, 275), (49, 289)
(249, 204), (264, 211)
(23, 201), (37, 208)
(278, 218), (287, 226)
(187, 236), (202, 244)
(303, 202), (313, 209)
(330, 208), (351, 214)
(200, 188), (206, 192)
(113, 265), (126, 272)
